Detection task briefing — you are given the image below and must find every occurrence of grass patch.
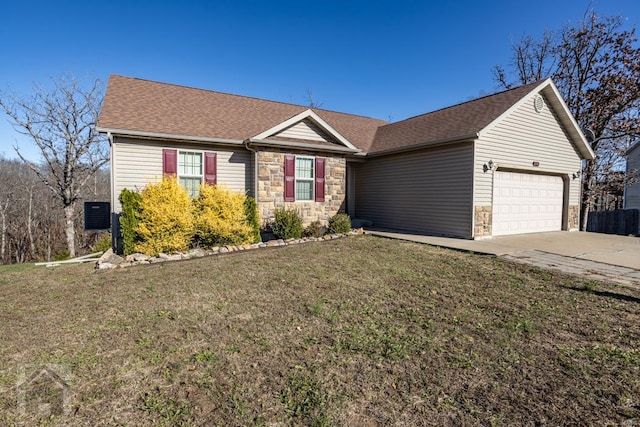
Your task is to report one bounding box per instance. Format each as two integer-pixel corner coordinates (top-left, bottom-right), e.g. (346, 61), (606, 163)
(141, 388), (194, 426)
(280, 363), (329, 425)
(0, 235), (638, 425)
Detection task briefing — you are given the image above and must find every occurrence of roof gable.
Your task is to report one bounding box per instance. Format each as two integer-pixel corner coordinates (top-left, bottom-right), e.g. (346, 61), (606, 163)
(252, 109), (359, 151)
(272, 118), (336, 143)
(367, 79), (593, 160)
(479, 79), (594, 160)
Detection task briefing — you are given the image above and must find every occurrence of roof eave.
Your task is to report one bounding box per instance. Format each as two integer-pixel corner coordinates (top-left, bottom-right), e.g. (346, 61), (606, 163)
(248, 138), (360, 154)
(540, 82), (595, 160)
(95, 127), (245, 146)
(365, 133), (478, 157)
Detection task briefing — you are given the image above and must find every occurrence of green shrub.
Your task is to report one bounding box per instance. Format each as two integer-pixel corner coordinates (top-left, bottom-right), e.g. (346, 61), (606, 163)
(92, 233), (112, 253)
(303, 220), (326, 238)
(134, 178), (194, 256)
(244, 196), (262, 244)
(272, 207), (303, 240)
(119, 188), (142, 255)
(328, 213), (351, 234)
(193, 184), (253, 247)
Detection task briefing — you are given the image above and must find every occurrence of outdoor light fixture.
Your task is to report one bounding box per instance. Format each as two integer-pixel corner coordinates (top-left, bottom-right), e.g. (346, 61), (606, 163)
(483, 160), (495, 173)
(572, 170), (582, 180)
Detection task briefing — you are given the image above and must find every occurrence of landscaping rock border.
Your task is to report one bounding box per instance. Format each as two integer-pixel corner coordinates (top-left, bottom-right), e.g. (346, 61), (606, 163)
(95, 228), (365, 270)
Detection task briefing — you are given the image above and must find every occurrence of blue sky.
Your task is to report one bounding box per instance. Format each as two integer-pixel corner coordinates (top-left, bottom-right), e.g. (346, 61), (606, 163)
(1, 0), (638, 161)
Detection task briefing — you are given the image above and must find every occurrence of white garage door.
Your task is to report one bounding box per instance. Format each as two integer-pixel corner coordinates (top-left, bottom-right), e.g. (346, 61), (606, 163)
(492, 171), (563, 236)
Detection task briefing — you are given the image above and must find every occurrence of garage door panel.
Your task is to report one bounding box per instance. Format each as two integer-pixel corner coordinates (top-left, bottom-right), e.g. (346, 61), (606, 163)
(492, 171), (563, 236)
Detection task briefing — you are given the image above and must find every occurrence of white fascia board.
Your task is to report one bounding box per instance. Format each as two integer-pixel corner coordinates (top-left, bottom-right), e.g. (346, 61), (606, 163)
(251, 109), (359, 151)
(477, 79), (595, 161)
(95, 127), (244, 146)
(542, 81), (595, 160)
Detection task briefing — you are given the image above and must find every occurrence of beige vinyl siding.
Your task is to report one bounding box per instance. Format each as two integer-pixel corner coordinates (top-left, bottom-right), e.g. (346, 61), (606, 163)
(355, 142), (474, 238)
(625, 147), (640, 210)
(275, 119), (334, 142)
(475, 94), (583, 207)
(111, 137), (252, 211)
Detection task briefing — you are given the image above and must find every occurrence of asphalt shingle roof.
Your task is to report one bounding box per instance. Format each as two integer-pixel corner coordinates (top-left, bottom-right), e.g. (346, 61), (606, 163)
(98, 75), (387, 151)
(369, 81), (542, 153)
(98, 75), (542, 154)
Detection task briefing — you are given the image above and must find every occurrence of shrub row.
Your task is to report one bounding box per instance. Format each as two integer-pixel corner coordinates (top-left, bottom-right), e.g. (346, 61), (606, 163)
(119, 179), (260, 256)
(271, 207), (351, 240)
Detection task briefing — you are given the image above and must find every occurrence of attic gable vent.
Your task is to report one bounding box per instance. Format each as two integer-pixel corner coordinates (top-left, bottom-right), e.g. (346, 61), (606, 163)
(533, 94), (545, 113)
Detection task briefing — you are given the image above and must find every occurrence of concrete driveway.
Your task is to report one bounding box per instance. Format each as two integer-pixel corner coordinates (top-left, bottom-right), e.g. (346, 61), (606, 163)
(367, 230), (640, 287)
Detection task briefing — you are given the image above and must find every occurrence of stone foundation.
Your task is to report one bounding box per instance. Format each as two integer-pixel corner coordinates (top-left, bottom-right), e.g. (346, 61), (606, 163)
(474, 206), (492, 238)
(256, 149), (346, 226)
(568, 204), (580, 230)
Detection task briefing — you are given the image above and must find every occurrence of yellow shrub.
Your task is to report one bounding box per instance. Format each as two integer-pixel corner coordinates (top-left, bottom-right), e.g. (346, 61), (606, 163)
(134, 178), (194, 256)
(193, 184), (253, 247)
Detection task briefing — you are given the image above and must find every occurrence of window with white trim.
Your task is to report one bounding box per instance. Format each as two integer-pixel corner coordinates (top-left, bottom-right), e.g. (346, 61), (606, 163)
(178, 151), (203, 197)
(295, 156), (314, 201)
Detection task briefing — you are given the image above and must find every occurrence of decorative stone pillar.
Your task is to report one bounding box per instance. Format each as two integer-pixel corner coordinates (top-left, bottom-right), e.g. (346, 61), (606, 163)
(568, 205), (580, 230)
(474, 206), (492, 238)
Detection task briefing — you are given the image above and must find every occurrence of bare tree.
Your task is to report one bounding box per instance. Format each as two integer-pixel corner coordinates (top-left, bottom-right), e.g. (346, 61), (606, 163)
(0, 156), (108, 264)
(493, 12), (640, 229)
(304, 88), (325, 109)
(493, 31), (557, 88)
(0, 167), (12, 263)
(0, 75), (108, 257)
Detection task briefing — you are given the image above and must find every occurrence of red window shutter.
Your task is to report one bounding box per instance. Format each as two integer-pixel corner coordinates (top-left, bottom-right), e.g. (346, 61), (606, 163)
(284, 155), (295, 202)
(204, 152), (217, 185)
(162, 149), (177, 177)
(315, 157), (325, 202)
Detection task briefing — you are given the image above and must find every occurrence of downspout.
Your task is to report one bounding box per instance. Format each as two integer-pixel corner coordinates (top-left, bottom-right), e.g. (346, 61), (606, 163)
(106, 132), (120, 252)
(243, 139), (259, 201)
(107, 132), (115, 209)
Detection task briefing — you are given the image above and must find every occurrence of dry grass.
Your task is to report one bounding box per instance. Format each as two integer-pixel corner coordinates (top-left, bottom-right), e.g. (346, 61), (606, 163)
(0, 235), (639, 426)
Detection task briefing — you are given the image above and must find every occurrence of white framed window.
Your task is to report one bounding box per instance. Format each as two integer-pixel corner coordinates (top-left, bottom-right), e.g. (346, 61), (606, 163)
(178, 151), (203, 197)
(284, 154), (324, 203)
(295, 156), (314, 201)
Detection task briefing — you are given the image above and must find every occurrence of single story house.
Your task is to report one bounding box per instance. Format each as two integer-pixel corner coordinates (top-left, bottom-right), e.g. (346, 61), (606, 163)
(97, 75), (594, 241)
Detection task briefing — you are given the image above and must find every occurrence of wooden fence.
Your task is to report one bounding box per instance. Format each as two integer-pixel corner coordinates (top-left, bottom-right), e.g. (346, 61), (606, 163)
(586, 209), (639, 236)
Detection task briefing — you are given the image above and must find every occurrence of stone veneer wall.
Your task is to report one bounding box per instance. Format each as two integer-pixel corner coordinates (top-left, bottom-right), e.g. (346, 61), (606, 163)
(474, 206), (492, 238)
(568, 204), (580, 230)
(256, 149), (346, 226)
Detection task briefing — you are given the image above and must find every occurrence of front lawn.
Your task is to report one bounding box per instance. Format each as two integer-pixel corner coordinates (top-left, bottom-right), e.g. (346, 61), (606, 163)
(0, 235), (638, 425)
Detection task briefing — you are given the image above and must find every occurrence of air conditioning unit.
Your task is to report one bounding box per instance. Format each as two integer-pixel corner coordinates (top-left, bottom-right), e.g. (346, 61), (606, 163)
(84, 202), (111, 230)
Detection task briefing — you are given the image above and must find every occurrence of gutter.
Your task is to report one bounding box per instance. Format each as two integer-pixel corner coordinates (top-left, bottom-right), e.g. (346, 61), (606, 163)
(106, 132), (116, 211)
(95, 127), (244, 146)
(365, 133), (479, 158)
